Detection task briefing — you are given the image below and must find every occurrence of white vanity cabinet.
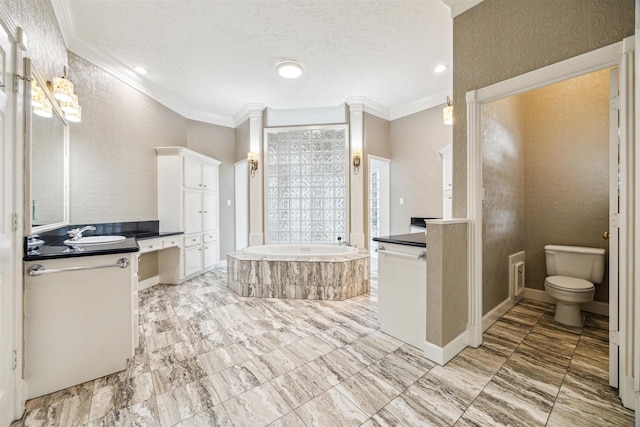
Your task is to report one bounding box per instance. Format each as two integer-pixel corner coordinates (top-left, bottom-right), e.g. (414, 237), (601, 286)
(156, 147), (221, 280)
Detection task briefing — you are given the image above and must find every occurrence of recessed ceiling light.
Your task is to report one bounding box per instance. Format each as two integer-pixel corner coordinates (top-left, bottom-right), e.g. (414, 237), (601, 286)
(434, 64), (447, 73)
(275, 60), (304, 79)
(134, 66), (149, 75)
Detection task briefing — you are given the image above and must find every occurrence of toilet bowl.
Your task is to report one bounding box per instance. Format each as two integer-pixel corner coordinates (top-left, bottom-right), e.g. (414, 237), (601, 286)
(544, 245), (606, 327)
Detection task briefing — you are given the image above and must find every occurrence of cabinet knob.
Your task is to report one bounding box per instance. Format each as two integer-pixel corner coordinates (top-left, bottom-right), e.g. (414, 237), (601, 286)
(203, 185), (207, 188)
(204, 211), (208, 213)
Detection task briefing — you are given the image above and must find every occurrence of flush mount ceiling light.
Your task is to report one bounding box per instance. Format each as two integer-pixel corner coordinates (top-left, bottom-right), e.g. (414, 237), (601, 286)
(134, 66), (149, 75)
(434, 64), (448, 73)
(275, 60), (304, 79)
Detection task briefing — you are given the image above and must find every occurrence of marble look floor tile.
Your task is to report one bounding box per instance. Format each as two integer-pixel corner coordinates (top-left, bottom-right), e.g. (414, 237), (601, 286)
(266, 411), (307, 427)
(144, 316), (183, 336)
(334, 370), (400, 416)
(238, 332), (283, 357)
(146, 328), (191, 352)
(425, 359), (493, 407)
(480, 330), (520, 358)
(545, 406), (604, 427)
(307, 348), (367, 386)
(151, 357), (207, 395)
(19, 381), (94, 427)
(85, 398), (159, 427)
(484, 318), (531, 344)
(197, 343), (250, 376)
(155, 377), (221, 427)
(173, 404), (234, 427)
(223, 382), (291, 427)
(554, 371), (635, 426)
(341, 337), (389, 366)
(210, 360), (268, 401)
(405, 374), (471, 424)
(89, 372), (154, 421)
(363, 349), (429, 390)
(317, 325), (361, 348)
(148, 340), (201, 371)
(253, 347), (305, 380)
(271, 363), (333, 408)
(461, 379), (551, 427)
(285, 335), (336, 362)
(295, 388), (368, 427)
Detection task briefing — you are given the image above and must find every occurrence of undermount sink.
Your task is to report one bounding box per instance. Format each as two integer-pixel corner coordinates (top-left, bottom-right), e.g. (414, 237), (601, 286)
(64, 235), (126, 246)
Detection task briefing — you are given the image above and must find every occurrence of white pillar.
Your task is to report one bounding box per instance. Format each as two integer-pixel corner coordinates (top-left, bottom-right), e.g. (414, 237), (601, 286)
(347, 99), (365, 248)
(247, 105), (265, 246)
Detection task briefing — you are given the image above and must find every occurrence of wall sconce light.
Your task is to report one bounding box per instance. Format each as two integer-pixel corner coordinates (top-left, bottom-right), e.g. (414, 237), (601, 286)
(49, 66), (82, 123)
(31, 81), (53, 118)
(248, 152), (259, 177)
(443, 96), (453, 125)
(353, 148), (361, 175)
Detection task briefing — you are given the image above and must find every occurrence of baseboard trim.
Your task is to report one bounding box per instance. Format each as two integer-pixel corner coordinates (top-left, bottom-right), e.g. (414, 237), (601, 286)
(423, 330), (468, 366)
(14, 379), (27, 421)
(523, 288), (609, 316)
(482, 297), (513, 331)
(138, 275), (159, 291)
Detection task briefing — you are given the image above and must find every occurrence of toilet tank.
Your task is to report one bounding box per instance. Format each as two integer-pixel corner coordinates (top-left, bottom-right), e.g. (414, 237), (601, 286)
(544, 245), (606, 284)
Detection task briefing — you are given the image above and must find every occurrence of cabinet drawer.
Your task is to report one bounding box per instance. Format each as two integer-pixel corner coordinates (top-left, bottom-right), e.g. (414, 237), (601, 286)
(203, 232), (217, 243)
(184, 234), (203, 247)
(163, 237), (182, 248)
(139, 238), (163, 253)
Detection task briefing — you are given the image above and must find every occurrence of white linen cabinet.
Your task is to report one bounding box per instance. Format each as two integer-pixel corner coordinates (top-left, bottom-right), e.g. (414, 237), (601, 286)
(155, 147), (221, 280)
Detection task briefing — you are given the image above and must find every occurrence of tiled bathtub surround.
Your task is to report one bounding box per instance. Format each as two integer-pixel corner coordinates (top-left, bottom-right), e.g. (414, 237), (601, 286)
(227, 251), (370, 300)
(12, 268), (634, 426)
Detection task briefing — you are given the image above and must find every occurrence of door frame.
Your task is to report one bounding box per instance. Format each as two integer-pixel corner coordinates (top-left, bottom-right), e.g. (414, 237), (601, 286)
(466, 38), (635, 407)
(234, 160), (248, 251)
(367, 155), (390, 257)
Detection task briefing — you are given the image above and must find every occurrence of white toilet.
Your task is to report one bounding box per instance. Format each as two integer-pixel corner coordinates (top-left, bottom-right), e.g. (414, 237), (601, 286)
(544, 244), (606, 327)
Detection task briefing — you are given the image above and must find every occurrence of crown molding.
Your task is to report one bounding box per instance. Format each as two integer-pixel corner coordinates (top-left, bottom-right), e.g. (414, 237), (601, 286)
(51, 0), (448, 128)
(233, 103), (266, 127)
(440, 0), (484, 18)
(51, 0), (235, 127)
(389, 89), (450, 120)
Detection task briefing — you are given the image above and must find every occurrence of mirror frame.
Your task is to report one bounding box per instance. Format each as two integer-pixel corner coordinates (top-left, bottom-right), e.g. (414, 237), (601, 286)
(24, 57), (70, 234)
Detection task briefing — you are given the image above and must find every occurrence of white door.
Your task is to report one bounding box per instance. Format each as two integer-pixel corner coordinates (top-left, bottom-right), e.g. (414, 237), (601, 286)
(609, 68), (620, 388)
(369, 156), (390, 258)
(0, 23), (15, 425)
(234, 161), (248, 250)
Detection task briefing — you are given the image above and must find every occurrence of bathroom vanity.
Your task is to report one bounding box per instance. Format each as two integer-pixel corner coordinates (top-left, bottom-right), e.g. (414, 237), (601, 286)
(23, 234), (139, 399)
(374, 219), (469, 365)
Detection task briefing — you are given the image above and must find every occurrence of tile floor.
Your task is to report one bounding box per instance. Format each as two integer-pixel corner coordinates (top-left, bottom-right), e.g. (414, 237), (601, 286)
(12, 267), (634, 426)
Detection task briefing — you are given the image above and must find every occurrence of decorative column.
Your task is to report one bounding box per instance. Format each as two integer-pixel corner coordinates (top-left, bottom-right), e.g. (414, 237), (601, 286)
(247, 104), (265, 246)
(347, 98), (365, 248)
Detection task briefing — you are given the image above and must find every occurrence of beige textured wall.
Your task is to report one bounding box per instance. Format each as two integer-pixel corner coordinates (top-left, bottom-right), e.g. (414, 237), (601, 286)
(68, 53), (187, 223)
(187, 120), (237, 257)
(389, 105), (451, 234)
(426, 221), (468, 346)
(452, 0), (634, 219)
(363, 113), (391, 246)
(234, 119), (250, 163)
(481, 95), (524, 314)
(523, 69), (610, 301)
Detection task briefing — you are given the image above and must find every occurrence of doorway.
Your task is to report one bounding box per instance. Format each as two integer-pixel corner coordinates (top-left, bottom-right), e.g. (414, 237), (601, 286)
(466, 39), (635, 408)
(368, 156), (390, 270)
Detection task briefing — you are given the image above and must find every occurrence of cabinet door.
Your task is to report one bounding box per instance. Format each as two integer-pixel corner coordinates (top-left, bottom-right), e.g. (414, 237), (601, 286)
(184, 157), (202, 190)
(202, 163), (218, 191)
(203, 241), (218, 268)
(184, 244), (203, 276)
(202, 192), (218, 232)
(443, 189), (452, 219)
(184, 190), (203, 234)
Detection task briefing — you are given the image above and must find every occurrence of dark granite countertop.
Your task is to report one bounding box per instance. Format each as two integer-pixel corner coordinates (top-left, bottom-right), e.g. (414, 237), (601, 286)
(373, 232), (426, 248)
(410, 217), (440, 228)
(24, 221), (184, 261)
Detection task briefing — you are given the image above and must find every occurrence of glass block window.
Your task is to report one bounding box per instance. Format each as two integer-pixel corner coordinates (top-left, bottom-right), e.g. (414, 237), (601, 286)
(369, 168), (380, 254)
(265, 126), (348, 243)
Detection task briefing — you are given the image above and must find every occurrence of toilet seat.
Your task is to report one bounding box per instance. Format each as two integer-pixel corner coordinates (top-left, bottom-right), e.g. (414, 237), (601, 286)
(545, 275), (594, 293)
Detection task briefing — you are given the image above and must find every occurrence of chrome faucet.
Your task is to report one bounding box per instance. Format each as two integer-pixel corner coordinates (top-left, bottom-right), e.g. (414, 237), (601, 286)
(337, 236), (351, 247)
(68, 226), (96, 240)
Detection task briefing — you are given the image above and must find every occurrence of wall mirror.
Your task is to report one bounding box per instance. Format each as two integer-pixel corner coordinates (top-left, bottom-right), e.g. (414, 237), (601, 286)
(25, 58), (69, 234)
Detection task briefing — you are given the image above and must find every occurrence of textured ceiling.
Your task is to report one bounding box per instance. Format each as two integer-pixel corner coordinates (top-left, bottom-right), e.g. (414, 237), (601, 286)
(53, 0), (453, 127)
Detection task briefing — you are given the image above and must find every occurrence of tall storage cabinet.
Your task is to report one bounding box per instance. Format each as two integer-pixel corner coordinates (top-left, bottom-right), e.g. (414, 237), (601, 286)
(155, 147), (221, 280)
